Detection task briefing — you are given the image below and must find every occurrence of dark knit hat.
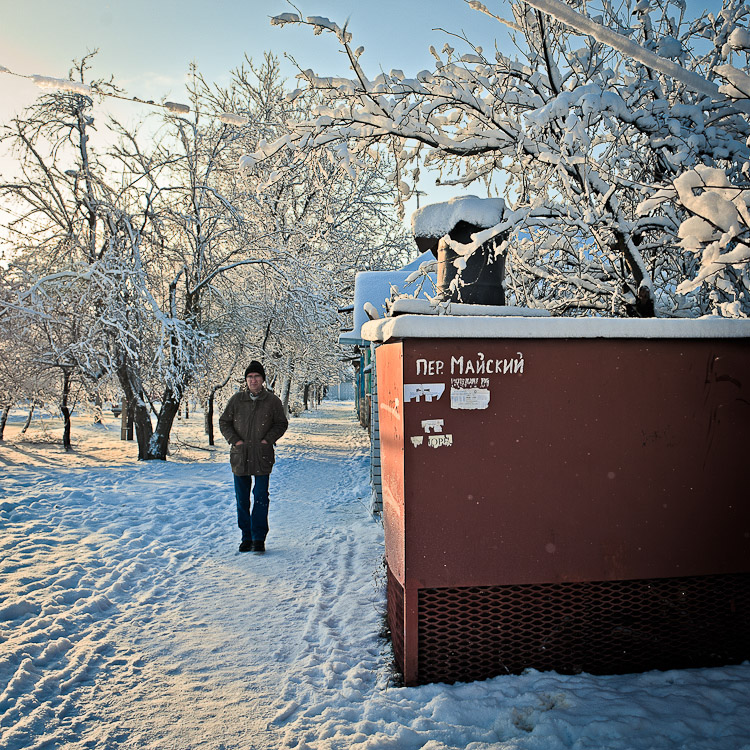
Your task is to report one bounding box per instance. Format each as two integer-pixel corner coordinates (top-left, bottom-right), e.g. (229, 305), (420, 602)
(244, 361), (266, 381)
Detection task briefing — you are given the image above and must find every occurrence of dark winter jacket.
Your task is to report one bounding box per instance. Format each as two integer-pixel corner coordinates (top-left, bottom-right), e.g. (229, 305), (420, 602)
(218, 387), (288, 476)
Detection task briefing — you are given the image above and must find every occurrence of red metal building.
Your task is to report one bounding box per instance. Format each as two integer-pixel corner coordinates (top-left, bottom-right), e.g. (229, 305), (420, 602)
(366, 313), (750, 686)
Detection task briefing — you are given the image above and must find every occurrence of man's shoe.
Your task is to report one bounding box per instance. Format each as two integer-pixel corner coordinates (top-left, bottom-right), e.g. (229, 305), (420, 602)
(252, 540), (265, 553)
(239, 540), (253, 553)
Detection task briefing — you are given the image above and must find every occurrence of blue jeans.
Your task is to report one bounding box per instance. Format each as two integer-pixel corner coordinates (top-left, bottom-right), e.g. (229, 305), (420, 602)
(234, 474), (270, 542)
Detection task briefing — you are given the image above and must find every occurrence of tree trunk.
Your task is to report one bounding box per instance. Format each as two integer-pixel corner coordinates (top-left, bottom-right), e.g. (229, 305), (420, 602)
(205, 392), (216, 446)
(0, 403), (10, 441)
(281, 377), (292, 414)
(115, 361), (154, 459)
(148, 393), (182, 460)
(20, 402), (35, 434)
(61, 406), (72, 449)
(120, 398), (134, 441)
(625, 285), (656, 318)
(93, 393), (103, 425)
(132, 402), (154, 459)
(205, 372), (232, 447)
(303, 383), (310, 411)
(60, 368), (73, 452)
(614, 229), (656, 317)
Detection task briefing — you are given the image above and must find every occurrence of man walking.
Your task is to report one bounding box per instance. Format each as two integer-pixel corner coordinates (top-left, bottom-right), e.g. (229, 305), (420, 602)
(219, 361), (288, 553)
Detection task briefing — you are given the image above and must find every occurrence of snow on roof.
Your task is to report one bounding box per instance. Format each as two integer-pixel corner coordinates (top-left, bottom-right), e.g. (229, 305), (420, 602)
(362, 314), (750, 342)
(410, 195), (506, 238)
(397, 250), (434, 272)
(338, 252), (435, 347)
(389, 298), (551, 317)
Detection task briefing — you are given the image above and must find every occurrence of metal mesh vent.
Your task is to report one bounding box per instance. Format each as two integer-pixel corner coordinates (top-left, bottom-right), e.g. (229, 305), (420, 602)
(389, 571), (750, 685)
(386, 565), (405, 674)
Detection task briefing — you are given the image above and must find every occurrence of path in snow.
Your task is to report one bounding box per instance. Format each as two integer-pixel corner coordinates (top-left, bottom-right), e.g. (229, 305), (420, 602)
(2, 401), (750, 750)
(0, 401), (383, 750)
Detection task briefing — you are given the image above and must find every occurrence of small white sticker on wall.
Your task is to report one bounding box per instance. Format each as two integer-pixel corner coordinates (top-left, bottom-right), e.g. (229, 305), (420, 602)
(451, 387), (490, 410)
(428, 434), (453, 448)
(404, 384), (446, 403)
(421, 419), (444, 434)
(410, 436), (424, 447)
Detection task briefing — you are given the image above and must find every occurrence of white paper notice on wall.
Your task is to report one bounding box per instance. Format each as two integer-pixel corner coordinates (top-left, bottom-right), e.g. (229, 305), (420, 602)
(403, 384), (446, 403)
(421, 419), (444, 434)
(427, 434), (453, 448)
(450, 387), (490, 410)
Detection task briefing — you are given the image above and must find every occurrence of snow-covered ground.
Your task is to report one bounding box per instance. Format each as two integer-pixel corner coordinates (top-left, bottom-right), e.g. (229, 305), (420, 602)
(1, 401), (749, 750)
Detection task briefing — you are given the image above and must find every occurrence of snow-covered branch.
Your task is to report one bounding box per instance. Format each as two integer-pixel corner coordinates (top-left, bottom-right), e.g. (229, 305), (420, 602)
(259, 0), (750, 316)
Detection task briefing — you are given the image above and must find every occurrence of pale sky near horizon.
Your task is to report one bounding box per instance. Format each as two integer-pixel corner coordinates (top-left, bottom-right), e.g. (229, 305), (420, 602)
(0, 0), (515, 220)
(1, 0), (512, 105)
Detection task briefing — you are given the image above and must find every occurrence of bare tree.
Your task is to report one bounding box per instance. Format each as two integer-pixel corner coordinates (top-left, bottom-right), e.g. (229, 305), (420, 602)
(1, 52), (412, 458)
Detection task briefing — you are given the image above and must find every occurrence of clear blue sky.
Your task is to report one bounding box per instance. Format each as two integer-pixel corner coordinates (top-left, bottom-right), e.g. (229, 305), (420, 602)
(0, 0), (514, 216)
(0, 0), (511, 117)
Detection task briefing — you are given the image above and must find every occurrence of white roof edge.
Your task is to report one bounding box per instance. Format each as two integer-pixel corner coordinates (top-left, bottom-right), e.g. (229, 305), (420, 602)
(361, 315), (750, 342)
